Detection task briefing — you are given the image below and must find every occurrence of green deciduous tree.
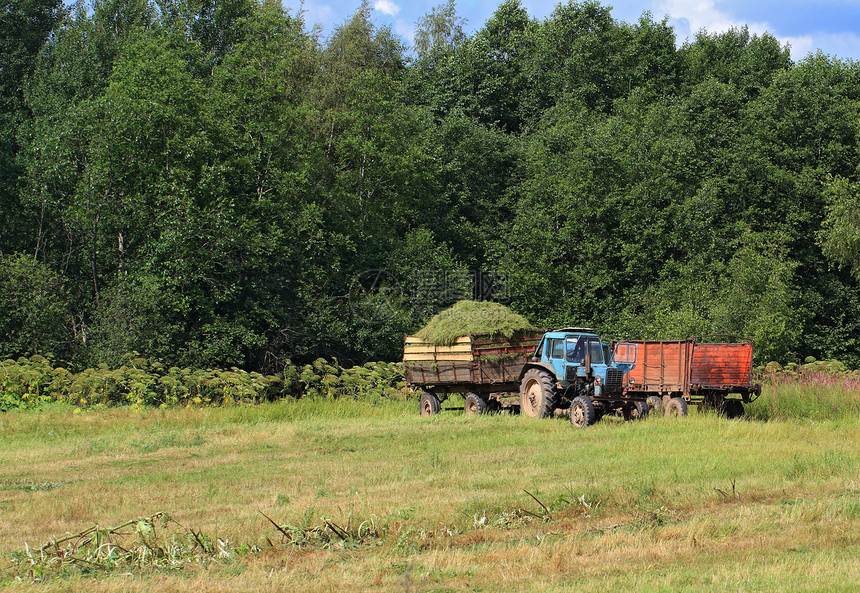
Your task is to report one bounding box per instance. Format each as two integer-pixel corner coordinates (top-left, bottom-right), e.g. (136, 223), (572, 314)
(413, 0), (466, 59)
(681, 26), (791, 98)
(819, 176), (860, 279)
(0, 0), (64, 254)
(0, 253), (70, 356)
(4, 0), (860, 370)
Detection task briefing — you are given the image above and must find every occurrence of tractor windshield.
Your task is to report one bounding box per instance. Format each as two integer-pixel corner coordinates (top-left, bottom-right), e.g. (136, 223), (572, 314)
(566, 337), (584, 363)
(566, 337), (604, 364)
(588, 338), (604, 364)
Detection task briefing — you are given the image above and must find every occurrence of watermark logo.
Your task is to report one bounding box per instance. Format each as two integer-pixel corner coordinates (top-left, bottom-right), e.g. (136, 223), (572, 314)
(348, 269), (405, 323)
(349, 268), (510, 324)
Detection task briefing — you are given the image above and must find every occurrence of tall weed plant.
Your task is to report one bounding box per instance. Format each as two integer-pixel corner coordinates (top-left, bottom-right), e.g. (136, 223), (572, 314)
(0, 354), (409, 410)
(750, 358), (860, 420)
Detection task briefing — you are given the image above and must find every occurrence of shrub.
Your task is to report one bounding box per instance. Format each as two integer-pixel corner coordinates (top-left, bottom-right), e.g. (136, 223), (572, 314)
(295, 359), (409, 401)
(0, 355), (409, 410)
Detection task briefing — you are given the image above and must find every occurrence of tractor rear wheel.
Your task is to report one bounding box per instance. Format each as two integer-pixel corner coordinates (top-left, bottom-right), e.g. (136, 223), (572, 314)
(519, 369), (555, 418)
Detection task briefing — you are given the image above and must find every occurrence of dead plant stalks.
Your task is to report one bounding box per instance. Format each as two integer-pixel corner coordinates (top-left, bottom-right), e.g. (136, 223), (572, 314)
(6, 512), (246, 581)
(523, 490), (553, 522)
(259, 509), (385, 549)
(714, 478), (740, 500)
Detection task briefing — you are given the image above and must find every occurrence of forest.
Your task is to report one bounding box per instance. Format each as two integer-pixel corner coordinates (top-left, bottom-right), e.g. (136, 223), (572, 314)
(2, 0), (860, 372)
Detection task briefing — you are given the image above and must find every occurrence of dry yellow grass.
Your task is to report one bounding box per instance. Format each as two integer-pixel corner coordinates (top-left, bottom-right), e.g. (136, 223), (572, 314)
(0, 400), (858, 591)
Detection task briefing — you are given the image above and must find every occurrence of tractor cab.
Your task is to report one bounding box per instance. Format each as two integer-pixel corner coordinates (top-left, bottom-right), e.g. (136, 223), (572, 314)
(534, 329), (637, 397)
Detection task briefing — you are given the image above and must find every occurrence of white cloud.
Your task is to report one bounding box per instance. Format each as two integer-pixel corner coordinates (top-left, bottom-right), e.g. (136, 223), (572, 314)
(290, 2), (332, 26)
(374, 0), (401, 17)
(781, 35), (815, 60)
(394, 20), (415, 46)
(805, 31), (860, 61)
(656, 0), (843, 61)
(658, 0), (770, 40)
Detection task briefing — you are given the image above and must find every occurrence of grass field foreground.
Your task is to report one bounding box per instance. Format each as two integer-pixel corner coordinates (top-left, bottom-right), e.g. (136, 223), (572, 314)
(0, 395), (858, 592)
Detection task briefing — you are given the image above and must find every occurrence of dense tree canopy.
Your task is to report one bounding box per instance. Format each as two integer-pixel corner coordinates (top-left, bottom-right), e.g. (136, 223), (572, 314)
(2, 0), (860, 368)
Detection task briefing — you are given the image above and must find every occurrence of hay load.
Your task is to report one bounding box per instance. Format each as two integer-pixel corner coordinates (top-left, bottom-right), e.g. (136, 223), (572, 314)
(415, 300), (537, 346)
(404, 301), (541, 397)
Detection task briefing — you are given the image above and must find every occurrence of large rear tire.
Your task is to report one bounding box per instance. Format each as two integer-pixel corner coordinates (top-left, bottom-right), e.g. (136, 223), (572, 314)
(666, 397), (688, 417)
(570, 395), (596, 428)
(519, 369), (555, 418)
(419, 392), (441, 416)
(464, 393), (488, 415)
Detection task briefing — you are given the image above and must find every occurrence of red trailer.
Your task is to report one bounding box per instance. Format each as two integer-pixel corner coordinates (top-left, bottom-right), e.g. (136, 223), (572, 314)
(611, 336), (761, 417)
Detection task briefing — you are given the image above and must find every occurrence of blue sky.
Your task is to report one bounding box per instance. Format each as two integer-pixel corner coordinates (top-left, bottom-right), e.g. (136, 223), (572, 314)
(284, 0), (860, 61)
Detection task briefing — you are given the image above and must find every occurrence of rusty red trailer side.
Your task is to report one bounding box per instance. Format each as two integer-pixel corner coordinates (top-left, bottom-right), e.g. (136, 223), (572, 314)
(621, 340), (692, 396)
(690, 341), (753, 392)
(612, 337), (760, 406)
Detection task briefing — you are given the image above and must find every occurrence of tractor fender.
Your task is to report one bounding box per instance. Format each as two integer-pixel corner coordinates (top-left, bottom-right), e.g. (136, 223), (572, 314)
(518, 362), (557, 384)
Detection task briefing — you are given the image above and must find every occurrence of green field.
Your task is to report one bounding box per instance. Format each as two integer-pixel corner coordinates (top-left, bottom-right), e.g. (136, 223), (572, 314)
(1, 393), (858, 592)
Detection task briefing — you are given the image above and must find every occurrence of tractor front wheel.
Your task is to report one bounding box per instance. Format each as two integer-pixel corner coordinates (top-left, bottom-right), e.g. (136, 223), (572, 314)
(570, 395), (596, 428)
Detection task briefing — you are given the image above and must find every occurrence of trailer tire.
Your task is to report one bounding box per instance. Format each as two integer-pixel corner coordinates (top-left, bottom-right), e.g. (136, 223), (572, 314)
(520, 369), (555, 418)
(646, 395), (664, 415)
(419, 392), (441, 416)
(666, 397), (688, 417)
(464, 393), (487, 415)
(722, 399), (745, 419)
(624, 400), (649, 421)
(700, 394), (723, 413)
(570, 395), (596, 428)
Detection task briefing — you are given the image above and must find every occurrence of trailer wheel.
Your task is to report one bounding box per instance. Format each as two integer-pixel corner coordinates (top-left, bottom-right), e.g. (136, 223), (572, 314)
(646, 395), (663, 415)
(570, 396), (596, 428)
(464, 393), (488, 415)
(623, 400), (649, 421)
(722, 399), (745, 419)
(666, 397), (688, 417)
(520, 369), (555, 418)
(419, 392), (441, 416)
(700, 394), (723, 413)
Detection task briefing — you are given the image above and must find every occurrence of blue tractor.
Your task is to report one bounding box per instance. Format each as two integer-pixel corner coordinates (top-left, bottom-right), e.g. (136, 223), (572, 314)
(518, 328), (642, 427)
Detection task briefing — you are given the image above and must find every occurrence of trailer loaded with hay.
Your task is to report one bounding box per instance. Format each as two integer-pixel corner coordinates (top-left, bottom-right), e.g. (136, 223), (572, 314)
(404, 332), (543, 414)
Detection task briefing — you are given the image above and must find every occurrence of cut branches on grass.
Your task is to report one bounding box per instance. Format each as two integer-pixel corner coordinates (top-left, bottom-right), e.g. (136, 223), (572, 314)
(257, 509), (387, 550)
(6, 512), (244, 580)
(415, 301), (538, 346)
(523, 489), (553, 522)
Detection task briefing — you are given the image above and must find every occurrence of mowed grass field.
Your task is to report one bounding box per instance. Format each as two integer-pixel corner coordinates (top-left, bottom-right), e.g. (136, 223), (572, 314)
(0, 391), (858, 592)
